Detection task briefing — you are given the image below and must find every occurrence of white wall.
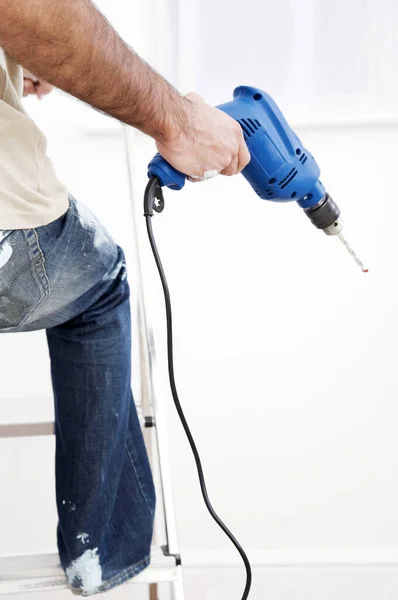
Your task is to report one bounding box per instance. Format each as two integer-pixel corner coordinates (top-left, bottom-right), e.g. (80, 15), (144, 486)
(1, 1), (398, 599)
(183, 0), (398, 124)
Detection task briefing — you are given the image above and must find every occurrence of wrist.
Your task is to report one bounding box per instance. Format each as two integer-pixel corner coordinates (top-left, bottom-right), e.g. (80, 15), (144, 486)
(154, 95), (192, 146)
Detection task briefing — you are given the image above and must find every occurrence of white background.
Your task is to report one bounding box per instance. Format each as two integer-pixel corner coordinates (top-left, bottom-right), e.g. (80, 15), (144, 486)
(1, 1), (398, 599)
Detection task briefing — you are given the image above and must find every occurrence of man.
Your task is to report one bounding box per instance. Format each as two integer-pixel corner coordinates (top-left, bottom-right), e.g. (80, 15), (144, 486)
(0, 0), (250, 595)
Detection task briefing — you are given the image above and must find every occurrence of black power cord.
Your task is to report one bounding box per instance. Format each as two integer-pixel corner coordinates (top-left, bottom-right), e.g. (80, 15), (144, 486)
(144, 176), (252, 600)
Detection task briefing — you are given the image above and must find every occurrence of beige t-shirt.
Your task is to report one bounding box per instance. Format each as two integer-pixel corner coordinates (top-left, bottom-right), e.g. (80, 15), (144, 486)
(0, 50), (69, 229)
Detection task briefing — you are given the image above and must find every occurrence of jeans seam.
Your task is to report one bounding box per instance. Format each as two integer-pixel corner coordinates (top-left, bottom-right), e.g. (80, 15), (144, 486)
(96, 554), (150, 594)
(17, 229), (51, 328)
(125, 443), (155, 520)
(32, 228), (51, 294)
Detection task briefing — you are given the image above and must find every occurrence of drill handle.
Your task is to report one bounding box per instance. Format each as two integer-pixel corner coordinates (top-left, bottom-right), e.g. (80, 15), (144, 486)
(147, 153), (186, 191)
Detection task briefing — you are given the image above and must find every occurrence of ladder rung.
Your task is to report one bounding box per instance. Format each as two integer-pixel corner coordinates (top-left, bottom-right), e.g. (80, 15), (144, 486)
(0, 422), (55, 438)
(0, 415), (152, 439)
(0, 547), (180, 595)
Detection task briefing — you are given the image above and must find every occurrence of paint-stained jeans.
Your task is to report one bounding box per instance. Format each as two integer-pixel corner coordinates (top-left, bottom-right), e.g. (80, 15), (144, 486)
(0, 196), (156, 595)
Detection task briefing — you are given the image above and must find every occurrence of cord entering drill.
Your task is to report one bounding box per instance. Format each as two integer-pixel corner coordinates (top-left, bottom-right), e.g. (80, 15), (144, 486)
(337, 232), (368, 273)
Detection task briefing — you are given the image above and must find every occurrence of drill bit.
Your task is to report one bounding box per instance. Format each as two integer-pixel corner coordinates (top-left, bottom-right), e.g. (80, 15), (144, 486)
(337, 232), (368, 273)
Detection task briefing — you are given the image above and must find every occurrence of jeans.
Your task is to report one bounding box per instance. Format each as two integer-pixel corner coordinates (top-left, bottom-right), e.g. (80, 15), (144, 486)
(0, 197), (156, 595)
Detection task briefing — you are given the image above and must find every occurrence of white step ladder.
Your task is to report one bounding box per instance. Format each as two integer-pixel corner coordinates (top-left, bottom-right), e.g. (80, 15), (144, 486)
(0, 128), (185, 599)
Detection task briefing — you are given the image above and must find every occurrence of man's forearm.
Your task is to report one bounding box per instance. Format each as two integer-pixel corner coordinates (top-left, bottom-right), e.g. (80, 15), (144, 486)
(0, 0), (187, 141)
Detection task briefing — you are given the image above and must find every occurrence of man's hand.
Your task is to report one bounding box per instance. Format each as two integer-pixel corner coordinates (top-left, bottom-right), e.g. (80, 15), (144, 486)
(23, 69), (54, 99)
(156, 93), (250, 181)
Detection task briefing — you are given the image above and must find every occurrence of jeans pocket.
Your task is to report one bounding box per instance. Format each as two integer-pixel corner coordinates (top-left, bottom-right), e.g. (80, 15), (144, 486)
(0, 229), (50, 331)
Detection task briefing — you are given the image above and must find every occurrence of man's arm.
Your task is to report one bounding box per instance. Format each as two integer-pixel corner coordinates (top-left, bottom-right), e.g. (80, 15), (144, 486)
(0, 0), (250, 178)
(0, 0), (183, 140)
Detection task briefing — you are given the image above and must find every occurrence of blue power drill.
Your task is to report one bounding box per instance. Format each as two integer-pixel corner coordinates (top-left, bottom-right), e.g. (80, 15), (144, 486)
(146, 85), (366, 271)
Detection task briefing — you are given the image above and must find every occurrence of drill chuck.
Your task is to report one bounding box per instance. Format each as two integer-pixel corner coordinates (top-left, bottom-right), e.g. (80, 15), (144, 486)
(303, 193), (342, 235)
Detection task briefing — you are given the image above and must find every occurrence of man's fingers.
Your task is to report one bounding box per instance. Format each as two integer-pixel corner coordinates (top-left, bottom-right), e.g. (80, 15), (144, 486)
(36, 81), (54, 99)
(188, 169), (219, 183)
(237, 134), (251, 173)
(23, 78), (54, 99)
(23, 78), (36, 96)
(220, 154), (239, 177)
(221, 128), (251, 176)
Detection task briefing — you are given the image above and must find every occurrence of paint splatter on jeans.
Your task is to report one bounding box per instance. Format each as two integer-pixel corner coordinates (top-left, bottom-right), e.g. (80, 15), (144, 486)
(0, 197), (156, 594)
